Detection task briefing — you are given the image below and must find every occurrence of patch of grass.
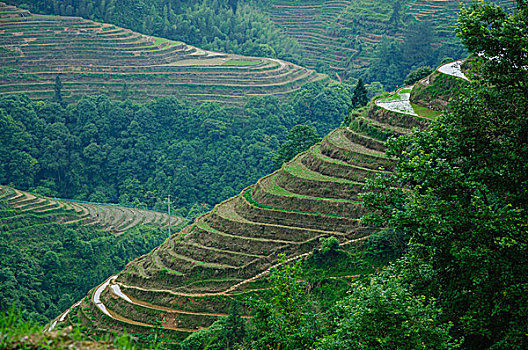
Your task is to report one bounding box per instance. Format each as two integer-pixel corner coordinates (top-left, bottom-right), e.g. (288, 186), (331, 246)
(411, 103), (441, 119)
(264, 175), (360, 204)
(377, 87), (412, 103)
(223, 59), (260, 66)
(243, 188), (357, 219)
(283, 161), (356, 184)
(0, 305), (139, 349)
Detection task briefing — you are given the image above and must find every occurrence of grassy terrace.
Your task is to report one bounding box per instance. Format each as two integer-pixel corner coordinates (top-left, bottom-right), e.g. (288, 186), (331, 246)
(0, 185), (181, 234)
(0, 7), (321, 106)
(49, 77), (431, 339)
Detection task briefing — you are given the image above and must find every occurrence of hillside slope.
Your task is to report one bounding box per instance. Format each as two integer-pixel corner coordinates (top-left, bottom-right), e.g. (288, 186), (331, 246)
(258, 0), (510, 87)
(0, 185), (181, 234)
(0, 3), (324, 105)
(259, 0), (464, 71)
(0, 185), (184, 321)
(48, 59), (470, 341)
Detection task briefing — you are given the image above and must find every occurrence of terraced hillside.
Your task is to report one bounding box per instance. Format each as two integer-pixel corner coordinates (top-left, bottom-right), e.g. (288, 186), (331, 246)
(260, 0), (506, 75)
(0, 185), (181, 234)
(264, 0), (355, 72)
(0, 4), (324, 105)
(47, 60), (469, 341)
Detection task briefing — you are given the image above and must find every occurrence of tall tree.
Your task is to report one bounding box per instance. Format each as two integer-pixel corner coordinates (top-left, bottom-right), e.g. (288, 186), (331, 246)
(352, 78), (368, 107)
(271, 124), (321, 169)
(456, 0), (528, 92)
(53, 75), (63, 105)
(360, 2), (528, 348)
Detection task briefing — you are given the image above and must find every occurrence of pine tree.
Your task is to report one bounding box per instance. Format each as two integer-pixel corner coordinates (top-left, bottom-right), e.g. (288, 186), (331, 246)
(53, 75), (63, 105)
(352, 78), (368, 107)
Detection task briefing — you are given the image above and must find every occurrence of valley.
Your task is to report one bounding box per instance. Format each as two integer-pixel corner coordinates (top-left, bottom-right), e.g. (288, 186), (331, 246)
(1, 1), (526, 348)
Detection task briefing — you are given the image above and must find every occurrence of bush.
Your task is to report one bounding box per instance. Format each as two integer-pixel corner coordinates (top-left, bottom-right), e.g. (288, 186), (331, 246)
(403, 66), (434, 85)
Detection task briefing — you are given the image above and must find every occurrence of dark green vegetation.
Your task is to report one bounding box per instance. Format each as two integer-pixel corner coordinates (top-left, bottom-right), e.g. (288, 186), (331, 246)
(258, 0), (470, 88)
(0, 79), (354, 211)
(0, 185), (185, 323)
(2, 1), (526, 349)
(0, 4), (323, 105)
(359, 2), (528, 348)
(1, 306), (140, 349)
(5, 0), (511, 90)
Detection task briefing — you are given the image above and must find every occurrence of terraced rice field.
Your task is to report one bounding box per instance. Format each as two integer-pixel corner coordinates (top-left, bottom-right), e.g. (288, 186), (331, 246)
(265, 0), (355, 72)
(61, 59), (473, 339)
(48, 63), (467, 338)
(405, 0), (473, 23)
(262, 0), (509, 75)
(0, 4), (325, 106)
(0, 185), (181, 234)
(374, 56), (469, 119)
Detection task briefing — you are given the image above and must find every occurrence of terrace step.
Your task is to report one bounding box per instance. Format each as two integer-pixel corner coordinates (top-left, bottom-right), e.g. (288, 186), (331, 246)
(277, 156), (364, 200)
(320, 128), (395, 171)
(253, 172), (365, 218)
(236, 190), (362, 234)
(0, 9), (319, 105)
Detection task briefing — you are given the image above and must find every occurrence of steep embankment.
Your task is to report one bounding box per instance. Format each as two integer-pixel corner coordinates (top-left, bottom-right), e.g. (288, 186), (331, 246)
(0, 3), (325, 105)
(49, 59), (470, 341)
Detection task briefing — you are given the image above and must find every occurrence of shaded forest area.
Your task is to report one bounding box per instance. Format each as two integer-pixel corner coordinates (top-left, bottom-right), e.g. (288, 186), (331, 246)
(0, 80), (363, 214)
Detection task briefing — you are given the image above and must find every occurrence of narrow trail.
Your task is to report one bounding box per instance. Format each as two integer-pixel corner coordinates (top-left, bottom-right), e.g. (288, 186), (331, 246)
(120, 236), (368, 299)
(91, 276), (197, 332)
(109, 284), (251, 319)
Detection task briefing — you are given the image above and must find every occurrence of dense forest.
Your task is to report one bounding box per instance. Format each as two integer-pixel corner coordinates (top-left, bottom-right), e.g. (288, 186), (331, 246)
(0, 80), (374, 213)
(0, 0), (526, 349)
(0, 206), (174, 323)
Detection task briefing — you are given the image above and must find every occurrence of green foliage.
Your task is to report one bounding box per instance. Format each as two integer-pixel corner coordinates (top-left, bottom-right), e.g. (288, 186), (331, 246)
(271, 124), (321, 169)
(362, 74), (528, 349)
(0, 205), (168, 322)
(0, 304), (139, 349)
(316, 271), (459, 350)
(248, 254), (324, 350)
(176, 300), (247, 350)
(351, 78), (368, 108)
(364, 14), (471, 90)
(312, 236), (341, 265)
(53, 74), (63, 105)
(0, 82), (349, 211)
(363, 228), (406, 264)
(456, 0), (528, 92)
(356, 5), (528, 347)
(403, 66), (433, 85)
